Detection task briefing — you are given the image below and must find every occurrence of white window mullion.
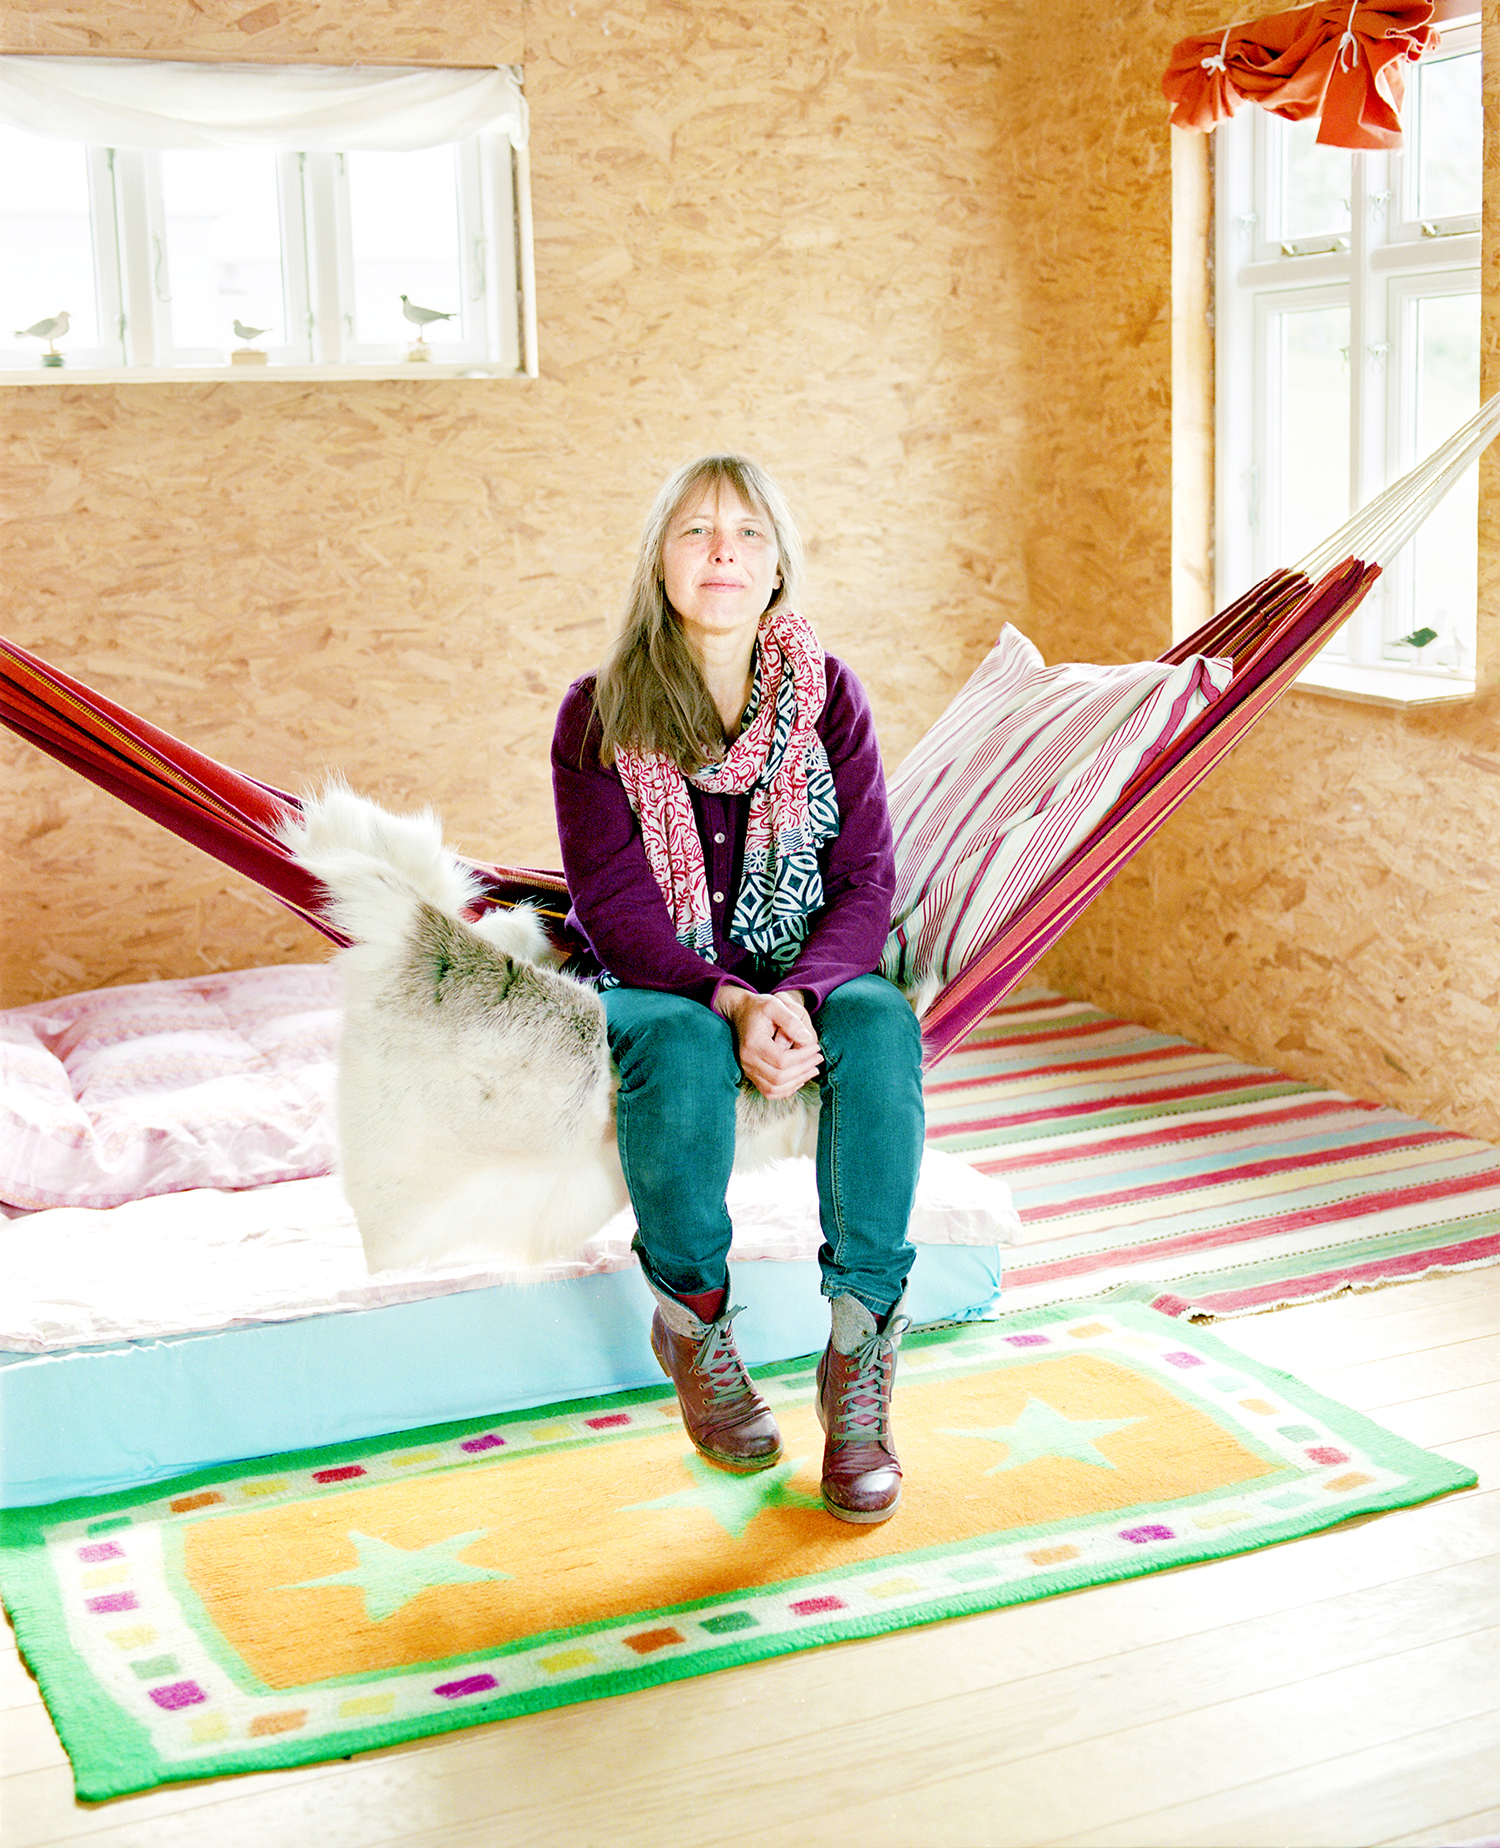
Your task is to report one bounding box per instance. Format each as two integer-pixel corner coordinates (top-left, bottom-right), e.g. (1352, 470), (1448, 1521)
(477, 133), (520, 373)
(1215, 113), (1258, 604)
(143, 152), (172, 362)
(1349, 151), (1390, 667)
(274, 151), (313, 365)
(1251, 107), (1279, 262)
(1384, 279), (1421, 660)
(1347, 153), (1370, 513)
(302, 151), (346, 365)
(108, 147), (164, 367)
(513, 138), (538, 378)
(81, 147), (125, 366)
(1252, 292), (1281, 586)
(457, 139), (487, 348)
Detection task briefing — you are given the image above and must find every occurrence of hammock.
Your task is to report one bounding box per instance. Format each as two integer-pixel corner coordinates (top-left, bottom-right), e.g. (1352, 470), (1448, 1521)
(0, 643), (575, 943)
(5, 393), (1498, 1070)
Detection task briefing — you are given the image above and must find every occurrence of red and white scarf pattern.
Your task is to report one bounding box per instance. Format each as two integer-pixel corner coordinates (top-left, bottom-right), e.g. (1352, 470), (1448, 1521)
(614, 607), (839, 973)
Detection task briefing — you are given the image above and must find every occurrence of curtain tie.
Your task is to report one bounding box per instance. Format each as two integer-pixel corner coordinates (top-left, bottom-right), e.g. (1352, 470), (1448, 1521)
(1336, 0), (1361, 72)
(1201, 25), (1233, 73)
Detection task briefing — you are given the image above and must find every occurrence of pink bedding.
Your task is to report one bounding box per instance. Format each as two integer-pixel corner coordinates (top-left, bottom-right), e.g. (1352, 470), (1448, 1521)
(0, 963), (340, 1210)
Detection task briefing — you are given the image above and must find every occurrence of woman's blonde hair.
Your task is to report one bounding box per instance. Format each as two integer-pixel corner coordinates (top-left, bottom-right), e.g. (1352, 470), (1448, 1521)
(594, 454), (805, 772)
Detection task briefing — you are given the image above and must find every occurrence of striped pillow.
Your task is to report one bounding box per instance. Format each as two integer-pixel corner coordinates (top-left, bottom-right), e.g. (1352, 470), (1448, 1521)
(882, 626), (1231, 994)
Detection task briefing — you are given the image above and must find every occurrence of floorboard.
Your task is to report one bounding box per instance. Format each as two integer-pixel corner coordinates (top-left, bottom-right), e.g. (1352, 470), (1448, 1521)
(3, 1268), (1498, 1848)
(1052, 1707), (1500, 1848)
(1385, 1802), (1500, 1847)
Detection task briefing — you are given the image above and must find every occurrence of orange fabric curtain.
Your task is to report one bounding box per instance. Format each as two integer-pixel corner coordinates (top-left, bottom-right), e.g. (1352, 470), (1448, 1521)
(1163, 1), (1437, 150)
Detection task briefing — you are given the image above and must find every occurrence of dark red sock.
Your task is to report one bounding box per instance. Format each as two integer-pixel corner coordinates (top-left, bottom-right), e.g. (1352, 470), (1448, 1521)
(677, 1286), (727, 1323)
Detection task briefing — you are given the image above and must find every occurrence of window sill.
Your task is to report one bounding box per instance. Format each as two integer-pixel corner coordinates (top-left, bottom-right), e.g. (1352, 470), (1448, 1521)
(0, 363), (527, 385)
(1293, 661), (1476, 708)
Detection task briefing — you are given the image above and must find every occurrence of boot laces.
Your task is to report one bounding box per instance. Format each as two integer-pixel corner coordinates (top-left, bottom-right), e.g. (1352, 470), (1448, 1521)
(693, 1304), (758, 1409)
(829, 1318), (910, 1444)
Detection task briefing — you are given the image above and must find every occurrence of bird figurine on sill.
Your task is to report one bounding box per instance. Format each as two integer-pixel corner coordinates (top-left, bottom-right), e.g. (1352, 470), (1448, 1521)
(400, 295), (456, 341)
(232, 319), (271, 344)
(16, 310), (70, 354)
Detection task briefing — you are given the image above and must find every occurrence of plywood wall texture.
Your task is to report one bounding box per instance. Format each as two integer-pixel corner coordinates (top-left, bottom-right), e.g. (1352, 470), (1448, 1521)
(1030, 2), (1500, 1143)
(1, 1), (1021, 1005)
(7, 0), (1500, 1148)
(0, 0), (524, 64)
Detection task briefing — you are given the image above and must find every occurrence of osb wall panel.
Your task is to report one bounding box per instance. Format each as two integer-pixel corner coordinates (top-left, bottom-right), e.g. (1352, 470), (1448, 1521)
(1037, 690), (1500, 1139)
(1031, 0), (1500, 1142)
(0, 0), (523, 66)
(1, 0), (1020, 1004)
(9, 0), (1500, 1145)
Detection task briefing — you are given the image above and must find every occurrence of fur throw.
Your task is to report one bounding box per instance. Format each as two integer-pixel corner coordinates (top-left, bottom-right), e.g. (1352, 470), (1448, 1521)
(281, 786), (816, 1273)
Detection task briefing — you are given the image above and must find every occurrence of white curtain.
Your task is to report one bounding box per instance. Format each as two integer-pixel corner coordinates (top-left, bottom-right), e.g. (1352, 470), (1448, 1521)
(0, 55), (527, 150)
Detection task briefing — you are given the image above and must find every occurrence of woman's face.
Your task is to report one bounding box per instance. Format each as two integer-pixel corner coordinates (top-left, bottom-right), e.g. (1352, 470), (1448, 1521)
(660, 483), (782, 657)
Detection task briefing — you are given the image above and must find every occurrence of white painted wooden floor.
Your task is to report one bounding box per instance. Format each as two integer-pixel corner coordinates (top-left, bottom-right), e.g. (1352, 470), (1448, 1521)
(5, 1267), (1498, 1848)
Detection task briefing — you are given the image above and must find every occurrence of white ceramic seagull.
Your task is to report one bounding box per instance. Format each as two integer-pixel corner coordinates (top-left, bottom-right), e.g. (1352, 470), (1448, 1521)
(400, 295), (456, 341)
(15, 311), (69, 353)
(232, 319), (271, 343)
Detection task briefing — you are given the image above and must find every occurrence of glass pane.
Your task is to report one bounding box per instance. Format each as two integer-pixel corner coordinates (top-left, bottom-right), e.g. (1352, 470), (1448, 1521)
(1274, 303), (1350, 563)
(160, 149), (286, 354)
(346, 148), (464, 347)
(1394, 291), (1480, 669)
(1415, 51), (1481, 222)
(0, 122), (100, 352)
(1278, 117), (1351, 242)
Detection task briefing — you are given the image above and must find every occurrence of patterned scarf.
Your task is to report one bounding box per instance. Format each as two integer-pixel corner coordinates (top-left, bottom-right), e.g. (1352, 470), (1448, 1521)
(613, 607), (840, 975)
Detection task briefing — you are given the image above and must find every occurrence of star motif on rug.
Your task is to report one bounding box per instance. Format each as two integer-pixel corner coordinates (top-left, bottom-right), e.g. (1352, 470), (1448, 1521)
(942, 1397), (1146, 1474)
(280, 1529), (512, 1623)
(622, 1454), (823, 1540)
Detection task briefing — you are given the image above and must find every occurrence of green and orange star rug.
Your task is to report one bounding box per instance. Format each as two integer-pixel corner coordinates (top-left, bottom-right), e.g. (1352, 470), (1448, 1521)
(0, 1292), (1476, 1801)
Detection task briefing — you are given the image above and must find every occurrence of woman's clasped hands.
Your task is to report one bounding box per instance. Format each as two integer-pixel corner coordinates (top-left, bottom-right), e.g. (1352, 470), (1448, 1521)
(713, 985), (823, 1099)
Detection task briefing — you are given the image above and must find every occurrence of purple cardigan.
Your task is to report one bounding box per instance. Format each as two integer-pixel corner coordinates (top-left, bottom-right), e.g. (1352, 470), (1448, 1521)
(551, 657), (896, 1011)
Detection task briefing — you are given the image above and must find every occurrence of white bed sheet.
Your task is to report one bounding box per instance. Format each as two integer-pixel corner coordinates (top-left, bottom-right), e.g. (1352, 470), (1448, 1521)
(0, 1149), (1018, 1355)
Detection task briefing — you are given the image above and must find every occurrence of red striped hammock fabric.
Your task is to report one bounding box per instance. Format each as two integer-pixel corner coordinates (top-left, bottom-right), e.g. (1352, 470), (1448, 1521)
(0, 557), (1374, 1070)
(14, 383), (1495, 1067)
(0, 636), (575, 946)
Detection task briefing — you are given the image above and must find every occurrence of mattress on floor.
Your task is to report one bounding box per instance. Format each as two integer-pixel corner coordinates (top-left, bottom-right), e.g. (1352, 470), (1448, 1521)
(0, 1152), (1015, 1506)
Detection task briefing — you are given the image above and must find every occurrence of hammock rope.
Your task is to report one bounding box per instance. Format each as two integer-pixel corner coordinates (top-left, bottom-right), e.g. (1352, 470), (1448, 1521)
(1299, 391), (1500, 579)
(4, 393), (1495, 1068)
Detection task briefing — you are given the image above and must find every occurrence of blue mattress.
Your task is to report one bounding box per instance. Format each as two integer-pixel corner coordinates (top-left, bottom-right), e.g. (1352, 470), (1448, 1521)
(0, 1244), (999, 1507)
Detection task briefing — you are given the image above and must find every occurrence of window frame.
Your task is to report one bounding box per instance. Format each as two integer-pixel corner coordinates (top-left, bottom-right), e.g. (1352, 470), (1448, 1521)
(1, 123), (533, 382)
(1214, 18), (1482, 705)
(320, 140), (513, 367)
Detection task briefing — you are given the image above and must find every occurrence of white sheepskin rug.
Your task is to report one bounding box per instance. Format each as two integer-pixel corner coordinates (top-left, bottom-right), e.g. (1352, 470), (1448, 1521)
(281, 786), (816, 1272)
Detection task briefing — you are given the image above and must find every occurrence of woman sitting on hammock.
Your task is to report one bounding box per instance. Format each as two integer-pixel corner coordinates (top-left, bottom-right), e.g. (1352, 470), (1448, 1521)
(551, 454), (923, 1524)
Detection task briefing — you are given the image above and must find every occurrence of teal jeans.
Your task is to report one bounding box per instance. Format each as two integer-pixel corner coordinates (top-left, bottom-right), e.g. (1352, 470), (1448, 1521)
(604, 973), (924, 1318)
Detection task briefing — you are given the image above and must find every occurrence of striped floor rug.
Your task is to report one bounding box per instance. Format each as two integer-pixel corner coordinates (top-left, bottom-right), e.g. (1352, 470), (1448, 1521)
(924, 990), (1500, 1320)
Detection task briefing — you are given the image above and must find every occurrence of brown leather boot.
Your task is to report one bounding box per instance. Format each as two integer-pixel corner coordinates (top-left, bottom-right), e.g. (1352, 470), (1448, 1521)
(815, 1293), (909, 1523)
(648, 1285), (784, 1474)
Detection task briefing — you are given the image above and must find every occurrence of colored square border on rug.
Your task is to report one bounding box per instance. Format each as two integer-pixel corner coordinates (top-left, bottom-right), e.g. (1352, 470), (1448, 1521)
(0, 1293), (1476, 1802)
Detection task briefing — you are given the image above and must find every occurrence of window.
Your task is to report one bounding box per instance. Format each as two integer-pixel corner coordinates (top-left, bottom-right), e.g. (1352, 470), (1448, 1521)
(0, 121), (115, 368)
(0, 58), (534, 380)
(1215, 20), (1482, 702)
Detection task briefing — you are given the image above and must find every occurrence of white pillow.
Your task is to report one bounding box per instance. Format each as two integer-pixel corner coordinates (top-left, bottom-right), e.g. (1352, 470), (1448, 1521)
(882, 626), (1231, 991)
(0, 963), (340, 1210)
